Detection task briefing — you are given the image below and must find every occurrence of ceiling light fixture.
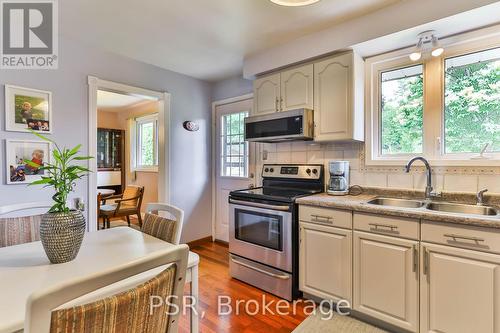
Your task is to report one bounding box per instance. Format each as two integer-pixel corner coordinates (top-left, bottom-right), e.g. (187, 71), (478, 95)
(431, 36), (444, 57)
(409, 38), (423, 61)
(269, 0), (321, 7)
(409, 30), (444, 61)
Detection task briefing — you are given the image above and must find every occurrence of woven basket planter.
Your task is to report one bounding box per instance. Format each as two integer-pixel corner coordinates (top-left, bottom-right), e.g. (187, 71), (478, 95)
(40, 210), (86, 264)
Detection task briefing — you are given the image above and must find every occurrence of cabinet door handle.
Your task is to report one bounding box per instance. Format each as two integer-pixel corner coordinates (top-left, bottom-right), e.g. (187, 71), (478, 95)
(275, 98), (279, 112)
(280, 97), (284, 111)
(368, 223), (398, 231)
(311, 214), (333, 224)
(423, 246), (429, 276)
(412, 245), (418, 273)
(443, 234), (485, 243)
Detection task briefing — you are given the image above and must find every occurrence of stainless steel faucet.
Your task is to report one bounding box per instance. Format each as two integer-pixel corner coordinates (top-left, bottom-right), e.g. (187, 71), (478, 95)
(477, 189), (488, 206)
(405, 157), (435, 199)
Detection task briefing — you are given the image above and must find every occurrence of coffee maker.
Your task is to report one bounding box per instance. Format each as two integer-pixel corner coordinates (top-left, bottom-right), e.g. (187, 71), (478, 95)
(327, 161), (350, 195)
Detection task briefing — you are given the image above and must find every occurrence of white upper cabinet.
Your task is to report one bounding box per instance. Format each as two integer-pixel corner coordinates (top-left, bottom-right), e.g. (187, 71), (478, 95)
(420, 243), (500, 333)
(280, 64), (314, 111)
(252, 51), (364, 142)
(253, 73), (280, 116)
(314, 52), (364, 142)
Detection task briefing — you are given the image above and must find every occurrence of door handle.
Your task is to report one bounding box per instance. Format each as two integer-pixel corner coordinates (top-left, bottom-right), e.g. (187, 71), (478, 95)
(423, 246), (429, 276)
(229, 198), (290, 211)
(412, 245), (418, 273)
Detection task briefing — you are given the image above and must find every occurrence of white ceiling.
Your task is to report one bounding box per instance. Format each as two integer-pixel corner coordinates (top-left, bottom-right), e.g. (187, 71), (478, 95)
(97, 90), (146, 110)
(61, 0), (400, 82)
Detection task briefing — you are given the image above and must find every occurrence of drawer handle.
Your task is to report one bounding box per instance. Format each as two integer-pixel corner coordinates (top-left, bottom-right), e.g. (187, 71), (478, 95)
(311, 214), (333, 223)
(368, 223), (398, 231)
(443, 234), (485, 243)
(230, 256), (290, 280)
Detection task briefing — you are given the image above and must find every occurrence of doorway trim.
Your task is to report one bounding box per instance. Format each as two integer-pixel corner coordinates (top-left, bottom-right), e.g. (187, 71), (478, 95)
(87, 76), (171, 232)
(211, 93), (253, 241)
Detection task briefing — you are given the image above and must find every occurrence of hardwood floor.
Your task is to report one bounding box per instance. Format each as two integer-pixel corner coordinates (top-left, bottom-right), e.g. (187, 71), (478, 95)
(178, 241), (308, 333)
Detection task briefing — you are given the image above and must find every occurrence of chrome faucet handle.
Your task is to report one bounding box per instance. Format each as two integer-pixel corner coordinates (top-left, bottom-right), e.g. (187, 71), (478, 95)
(477, 188), (488, 206)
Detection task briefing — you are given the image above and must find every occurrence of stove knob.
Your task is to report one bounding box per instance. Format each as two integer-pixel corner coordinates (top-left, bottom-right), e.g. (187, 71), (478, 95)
(306, 168), (311, 174)
(312, 169), (318, 174)
(270, 168), (274, 173)
(264, 168), (269, 172)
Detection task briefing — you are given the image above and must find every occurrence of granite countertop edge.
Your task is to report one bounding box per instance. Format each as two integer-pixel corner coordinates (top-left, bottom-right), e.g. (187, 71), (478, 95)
(296, 193), (500, 229)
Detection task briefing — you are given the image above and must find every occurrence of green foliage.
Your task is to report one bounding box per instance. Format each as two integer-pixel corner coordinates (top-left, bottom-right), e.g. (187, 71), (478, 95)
(445, 59), (500, 153)
(140, 123), (154, 166)
(381, 73), (424, 154)
(381, 58), (499, 155)
(26, 131), (93, 213)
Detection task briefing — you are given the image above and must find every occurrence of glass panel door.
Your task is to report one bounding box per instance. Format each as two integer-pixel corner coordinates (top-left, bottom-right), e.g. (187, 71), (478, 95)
(234, 209), (282, 251)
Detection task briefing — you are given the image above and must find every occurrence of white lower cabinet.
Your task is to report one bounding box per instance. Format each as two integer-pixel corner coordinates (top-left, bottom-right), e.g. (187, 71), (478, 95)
(353, 231), (419, 332)
(420, 243), (500, 333)
(299, 221), (352, 303)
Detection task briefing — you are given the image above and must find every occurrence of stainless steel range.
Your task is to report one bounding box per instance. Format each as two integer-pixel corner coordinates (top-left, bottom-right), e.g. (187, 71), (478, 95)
(228, 164), (324, 300)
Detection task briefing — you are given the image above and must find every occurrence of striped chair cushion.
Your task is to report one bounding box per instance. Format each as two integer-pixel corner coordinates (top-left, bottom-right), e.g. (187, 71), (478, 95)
(50, 264), (177, 333)
(141, 213), (177, 244)
(0, 215), (41, 248)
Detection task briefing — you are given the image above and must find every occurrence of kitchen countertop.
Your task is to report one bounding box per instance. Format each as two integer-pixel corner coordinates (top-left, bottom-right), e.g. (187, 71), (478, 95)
(297, 190), (500, 229)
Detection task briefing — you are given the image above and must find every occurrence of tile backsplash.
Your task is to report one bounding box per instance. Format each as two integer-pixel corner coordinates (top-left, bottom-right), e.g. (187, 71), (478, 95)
(255, 142), (500, 194)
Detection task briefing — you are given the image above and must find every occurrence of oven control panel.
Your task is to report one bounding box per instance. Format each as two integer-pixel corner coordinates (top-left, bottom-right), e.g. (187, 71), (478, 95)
(262, 164), (322, 180)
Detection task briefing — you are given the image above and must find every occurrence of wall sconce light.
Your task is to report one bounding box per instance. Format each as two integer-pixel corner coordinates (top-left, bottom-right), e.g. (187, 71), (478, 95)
(409, 30), (444, 61)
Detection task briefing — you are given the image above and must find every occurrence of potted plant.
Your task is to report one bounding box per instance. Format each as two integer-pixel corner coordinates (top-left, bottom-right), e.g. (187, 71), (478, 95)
(26, 131), (92, 264)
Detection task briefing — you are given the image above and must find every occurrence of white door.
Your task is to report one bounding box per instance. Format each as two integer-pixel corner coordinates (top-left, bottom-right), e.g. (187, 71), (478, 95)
(215, 98), (255, 242)
(420, 243), (500, 333)
(299, 222), (352, 303)
(353, 231), (419, 333)
(281, 64), (314, 111)
(253, 73), (280, 115)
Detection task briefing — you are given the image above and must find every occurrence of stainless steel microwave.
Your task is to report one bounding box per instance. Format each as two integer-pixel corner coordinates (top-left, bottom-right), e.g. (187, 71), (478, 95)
(244, 108), (314, 143)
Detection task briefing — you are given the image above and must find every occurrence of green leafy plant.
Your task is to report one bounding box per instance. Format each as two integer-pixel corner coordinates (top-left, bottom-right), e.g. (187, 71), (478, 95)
(25, 131), (93, 213)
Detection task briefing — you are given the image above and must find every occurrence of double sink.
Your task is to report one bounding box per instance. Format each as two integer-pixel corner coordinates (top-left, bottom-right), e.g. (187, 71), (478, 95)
(367, 197), (498, 217)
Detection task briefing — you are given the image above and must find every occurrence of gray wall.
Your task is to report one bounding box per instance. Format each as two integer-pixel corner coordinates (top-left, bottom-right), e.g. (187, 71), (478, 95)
(0, 37), (212, 243)
(211, 75), (253, 101)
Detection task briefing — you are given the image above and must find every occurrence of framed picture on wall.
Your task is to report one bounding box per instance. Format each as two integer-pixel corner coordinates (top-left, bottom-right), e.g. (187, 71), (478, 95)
(5, 140), (52, 185)
(4, 85), (53, 133)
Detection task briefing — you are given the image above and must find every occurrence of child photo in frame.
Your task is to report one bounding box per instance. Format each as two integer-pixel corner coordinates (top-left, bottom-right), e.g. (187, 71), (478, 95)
(5, 85), (53, 133)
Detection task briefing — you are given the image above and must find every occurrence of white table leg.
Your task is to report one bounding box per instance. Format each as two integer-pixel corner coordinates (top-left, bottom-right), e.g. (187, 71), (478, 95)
(190, 264), (199, 333)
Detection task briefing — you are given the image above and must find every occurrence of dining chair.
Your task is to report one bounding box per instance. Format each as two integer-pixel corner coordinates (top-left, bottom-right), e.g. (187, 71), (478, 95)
(99, 185), (145, 229)
(142, 203), (184, 245)
(24, 244), (189, 333)
(0, 202), (52, 248)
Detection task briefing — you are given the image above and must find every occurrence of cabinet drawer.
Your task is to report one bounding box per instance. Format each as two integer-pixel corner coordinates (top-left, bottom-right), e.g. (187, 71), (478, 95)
(299, 205), (352, 229)
(422, 220), (500, 254)
(354, 212), (419, 240)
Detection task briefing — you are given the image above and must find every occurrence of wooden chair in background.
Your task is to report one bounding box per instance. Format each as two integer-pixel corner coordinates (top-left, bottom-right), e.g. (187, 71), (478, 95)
(98, 185), (144, 229)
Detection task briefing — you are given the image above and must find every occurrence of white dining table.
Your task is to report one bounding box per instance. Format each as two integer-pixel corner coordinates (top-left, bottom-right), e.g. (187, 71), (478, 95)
(0, 227), (199, 333)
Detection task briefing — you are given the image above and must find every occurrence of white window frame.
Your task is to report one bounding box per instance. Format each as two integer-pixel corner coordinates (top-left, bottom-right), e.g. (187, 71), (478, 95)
(366, 28), (500, 166)
(132, 114), (159, 172)
(220, 111), (249, 178)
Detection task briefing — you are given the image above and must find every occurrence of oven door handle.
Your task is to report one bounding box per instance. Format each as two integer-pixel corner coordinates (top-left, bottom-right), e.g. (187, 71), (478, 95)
(230, 256), (290, 280)
(229, 198), (290, 211)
